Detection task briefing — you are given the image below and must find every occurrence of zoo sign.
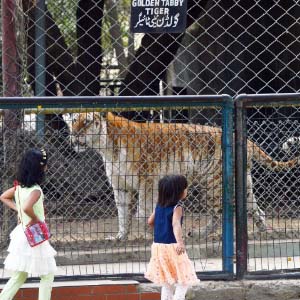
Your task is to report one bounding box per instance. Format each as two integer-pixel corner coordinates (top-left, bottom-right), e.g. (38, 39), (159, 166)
(131, 0), (187, 33)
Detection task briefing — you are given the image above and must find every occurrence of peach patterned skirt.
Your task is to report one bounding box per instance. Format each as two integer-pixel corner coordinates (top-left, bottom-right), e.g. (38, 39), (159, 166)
(145, 243), (200, 286)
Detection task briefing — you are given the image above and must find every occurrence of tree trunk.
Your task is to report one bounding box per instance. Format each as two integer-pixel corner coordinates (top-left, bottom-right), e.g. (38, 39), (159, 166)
(77, 0), (104, 96)
(23, 0), (105, 139)
(1, 0), (22, 242)
(22, 0), (77, 96)
(23, 0), (105, 97)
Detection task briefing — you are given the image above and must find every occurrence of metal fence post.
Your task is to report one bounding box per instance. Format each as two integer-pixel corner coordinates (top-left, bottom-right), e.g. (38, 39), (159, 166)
(222, 95), (234, 275)
(235, 96), (248, 279)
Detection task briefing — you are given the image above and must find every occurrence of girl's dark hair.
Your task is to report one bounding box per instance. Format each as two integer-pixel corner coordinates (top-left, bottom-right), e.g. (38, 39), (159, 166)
(158, 175), (188, 207)
(16, 148), (47, 187)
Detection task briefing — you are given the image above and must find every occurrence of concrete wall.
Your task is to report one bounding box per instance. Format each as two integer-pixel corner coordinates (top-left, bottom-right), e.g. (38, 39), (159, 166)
(140, 280), (300, 300)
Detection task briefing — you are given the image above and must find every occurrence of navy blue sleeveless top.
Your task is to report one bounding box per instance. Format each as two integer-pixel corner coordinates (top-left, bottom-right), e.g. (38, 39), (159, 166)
(154, 203), (182, 244)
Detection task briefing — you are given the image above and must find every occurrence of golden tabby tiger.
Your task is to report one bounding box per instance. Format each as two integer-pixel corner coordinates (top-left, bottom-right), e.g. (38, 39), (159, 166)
(71, 112), (297, 240)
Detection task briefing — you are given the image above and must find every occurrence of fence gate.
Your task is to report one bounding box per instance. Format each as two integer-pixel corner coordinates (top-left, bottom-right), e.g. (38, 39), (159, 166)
(236, 93), (300, 279)
(0, 95), (233, 281)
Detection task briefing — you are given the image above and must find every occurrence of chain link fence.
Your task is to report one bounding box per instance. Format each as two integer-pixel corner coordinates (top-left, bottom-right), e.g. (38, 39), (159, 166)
(236, 94), (300, 278)
(1, 1), (299, 98)
(1, 0), (300, 280)
(0, 96), (233, 279)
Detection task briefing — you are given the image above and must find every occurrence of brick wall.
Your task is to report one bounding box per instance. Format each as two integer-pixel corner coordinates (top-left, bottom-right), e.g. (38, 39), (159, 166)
(0, 280), (161, 300)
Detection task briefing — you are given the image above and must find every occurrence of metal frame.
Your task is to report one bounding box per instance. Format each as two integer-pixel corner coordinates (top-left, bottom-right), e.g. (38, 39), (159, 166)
(235, 93), (300, 280)
(0, 95), (234, 282)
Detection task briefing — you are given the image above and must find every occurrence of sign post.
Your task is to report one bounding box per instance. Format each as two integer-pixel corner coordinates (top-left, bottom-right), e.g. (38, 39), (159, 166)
(131, 0), (187, 33)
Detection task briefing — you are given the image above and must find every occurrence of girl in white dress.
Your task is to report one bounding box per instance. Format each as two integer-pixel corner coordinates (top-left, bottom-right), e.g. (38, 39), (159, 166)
(0, 148), (57, 300)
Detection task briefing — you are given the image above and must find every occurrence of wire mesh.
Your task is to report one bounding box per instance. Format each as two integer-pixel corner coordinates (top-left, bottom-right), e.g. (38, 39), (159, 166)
(2, 0), (299, 98)
(2, 0), (300, 279)
(0, 104), (229, 278)
(244, 104), (300, 273)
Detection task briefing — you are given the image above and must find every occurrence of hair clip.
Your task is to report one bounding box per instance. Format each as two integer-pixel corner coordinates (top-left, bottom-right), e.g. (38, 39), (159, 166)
(40, 148), (47, 165)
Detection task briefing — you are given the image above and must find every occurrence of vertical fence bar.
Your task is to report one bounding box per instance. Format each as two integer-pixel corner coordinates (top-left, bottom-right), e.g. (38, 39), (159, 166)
(235, 96), (248, 279)
(35, 0), (46, 137)
(222, 95), (234, 275)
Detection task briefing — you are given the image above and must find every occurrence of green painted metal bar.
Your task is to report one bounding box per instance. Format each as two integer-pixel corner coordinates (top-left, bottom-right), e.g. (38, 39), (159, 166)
(235, 93), (300, 107)
(0, 95), (229, 109)
(221, 96), (234, 275)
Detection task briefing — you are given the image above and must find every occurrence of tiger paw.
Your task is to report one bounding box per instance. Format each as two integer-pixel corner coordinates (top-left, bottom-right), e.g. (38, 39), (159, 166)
(105, 232), (128, 241)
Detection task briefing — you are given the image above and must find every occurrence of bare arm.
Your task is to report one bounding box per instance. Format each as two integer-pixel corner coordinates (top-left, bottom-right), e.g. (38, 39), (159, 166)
(148, 211), (155, 228)
(23, 190), (41, 227)
(0, 187), (17, 211)
(172, 206), (185, 255)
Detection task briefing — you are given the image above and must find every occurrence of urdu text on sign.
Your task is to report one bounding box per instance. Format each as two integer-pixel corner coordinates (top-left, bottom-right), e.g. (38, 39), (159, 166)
(131, 0), (187, 33)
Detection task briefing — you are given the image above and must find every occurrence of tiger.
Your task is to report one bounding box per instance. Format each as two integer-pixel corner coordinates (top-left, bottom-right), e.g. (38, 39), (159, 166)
(71, 112), (298, 240)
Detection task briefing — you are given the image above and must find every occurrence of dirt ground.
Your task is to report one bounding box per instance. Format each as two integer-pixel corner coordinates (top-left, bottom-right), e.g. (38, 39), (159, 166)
(48, 215), (300, 249)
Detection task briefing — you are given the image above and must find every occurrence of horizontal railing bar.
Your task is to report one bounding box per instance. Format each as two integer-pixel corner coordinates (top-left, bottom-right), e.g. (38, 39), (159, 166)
(0, 106), (222, 115)
(0, 95), (231, 109)
(235, 93), (300, 107)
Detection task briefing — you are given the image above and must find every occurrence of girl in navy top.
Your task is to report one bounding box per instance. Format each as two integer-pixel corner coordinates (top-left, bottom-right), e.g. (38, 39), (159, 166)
(145, 175), (199, 300)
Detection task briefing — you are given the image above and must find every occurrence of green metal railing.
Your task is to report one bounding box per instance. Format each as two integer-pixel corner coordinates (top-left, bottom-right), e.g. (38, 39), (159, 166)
(0, 95), (234, 282)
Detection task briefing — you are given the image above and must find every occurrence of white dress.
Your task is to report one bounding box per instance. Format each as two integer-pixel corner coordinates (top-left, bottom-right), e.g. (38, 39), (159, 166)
(4, 185), (57, 276)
